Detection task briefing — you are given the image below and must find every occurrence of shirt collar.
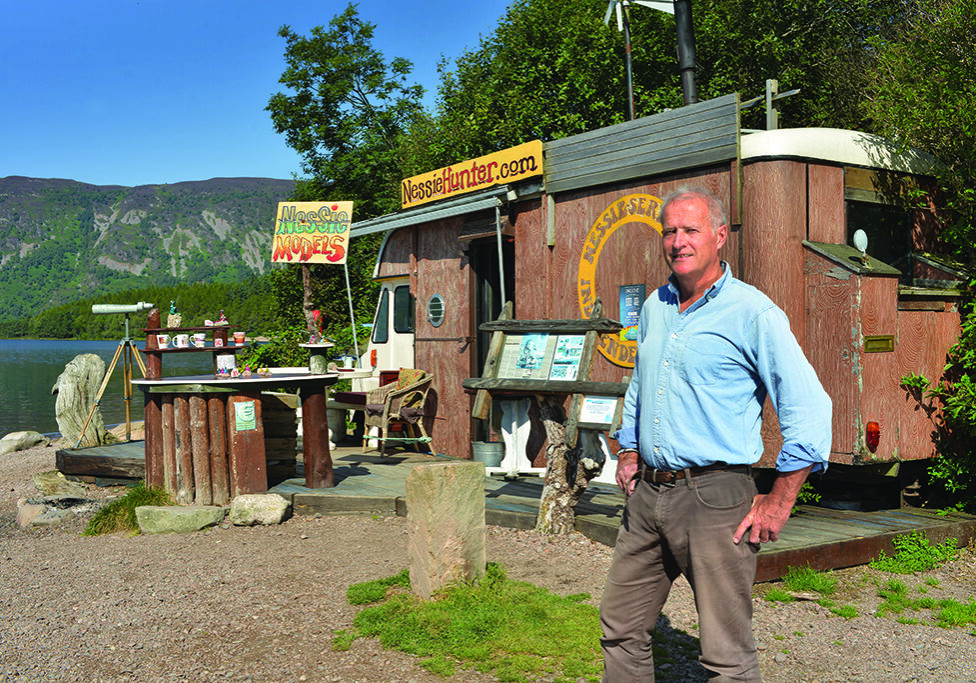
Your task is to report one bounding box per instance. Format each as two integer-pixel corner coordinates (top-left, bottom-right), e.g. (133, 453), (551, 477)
(666, 261), (731, 311)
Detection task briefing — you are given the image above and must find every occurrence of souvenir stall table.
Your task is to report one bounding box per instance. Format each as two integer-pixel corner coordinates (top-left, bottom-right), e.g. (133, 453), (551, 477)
(136, 308), (339, 505)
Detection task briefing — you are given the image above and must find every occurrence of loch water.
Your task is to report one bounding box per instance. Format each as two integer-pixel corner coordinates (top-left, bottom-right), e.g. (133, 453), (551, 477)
(0, 339), (216, 436)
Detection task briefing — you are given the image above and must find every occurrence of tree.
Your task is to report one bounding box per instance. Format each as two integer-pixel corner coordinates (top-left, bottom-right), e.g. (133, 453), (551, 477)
(266, 3), (426, 220)
(864, 0), (976, 257)
(410, 0), (911, 171)
(865, 0), (976, 506)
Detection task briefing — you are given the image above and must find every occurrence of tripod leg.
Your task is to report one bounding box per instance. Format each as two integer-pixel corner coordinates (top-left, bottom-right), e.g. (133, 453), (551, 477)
(131, 340), (148, 378)
(123, 344), (133, 442)
(75, 341), (124, 448)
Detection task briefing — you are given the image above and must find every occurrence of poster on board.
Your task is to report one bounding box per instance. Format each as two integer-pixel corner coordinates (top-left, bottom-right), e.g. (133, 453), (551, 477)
(271, 201), (353, 265)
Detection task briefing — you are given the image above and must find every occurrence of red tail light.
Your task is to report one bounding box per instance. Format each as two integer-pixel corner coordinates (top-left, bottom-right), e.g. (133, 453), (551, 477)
(866, 421), (880, 453)
(370, 349), (377, 369)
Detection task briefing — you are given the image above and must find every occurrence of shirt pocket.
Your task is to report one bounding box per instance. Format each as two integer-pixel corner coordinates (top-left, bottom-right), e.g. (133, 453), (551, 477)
(678, 335), (743, 385)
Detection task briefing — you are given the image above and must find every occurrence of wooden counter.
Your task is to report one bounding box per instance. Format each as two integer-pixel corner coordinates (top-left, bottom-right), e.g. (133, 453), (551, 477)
(133, 371), (339, 504)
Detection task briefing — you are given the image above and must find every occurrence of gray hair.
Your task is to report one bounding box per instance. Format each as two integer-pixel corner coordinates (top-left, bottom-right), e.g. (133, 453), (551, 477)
(660, 187), (728, 230)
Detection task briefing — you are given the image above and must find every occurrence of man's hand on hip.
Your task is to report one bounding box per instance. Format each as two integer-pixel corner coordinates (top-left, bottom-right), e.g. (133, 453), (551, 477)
(733, 466), (812, 545)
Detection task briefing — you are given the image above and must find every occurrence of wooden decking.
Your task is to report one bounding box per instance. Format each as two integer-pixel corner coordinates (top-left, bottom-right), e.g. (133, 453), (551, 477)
(57, 441), (976, 583)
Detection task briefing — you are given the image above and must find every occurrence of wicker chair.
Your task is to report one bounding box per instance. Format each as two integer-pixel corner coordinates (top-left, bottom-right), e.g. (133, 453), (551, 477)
(362, 370), (434, 455)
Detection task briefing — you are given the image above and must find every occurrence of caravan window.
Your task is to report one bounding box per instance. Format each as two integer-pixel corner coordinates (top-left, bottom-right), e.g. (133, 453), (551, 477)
(373, 289), (390, 344)
(393, 285), (415, 333)
(846, 200), (912, 282)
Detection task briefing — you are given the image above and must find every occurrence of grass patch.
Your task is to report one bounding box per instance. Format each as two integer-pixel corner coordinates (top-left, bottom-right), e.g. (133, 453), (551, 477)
(782, 565), (836, 596)
(82, 482), (173, 536)
(335, 563), (604, 681)
(874, 577), (976, 628)
(869, 531), (958, 574)
(765, 565), (858, 619)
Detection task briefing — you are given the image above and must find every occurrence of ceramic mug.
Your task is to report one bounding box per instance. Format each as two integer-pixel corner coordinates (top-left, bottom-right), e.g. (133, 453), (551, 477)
(233, 331), (246, 345)
(157, 334), (170, 348)
(193, 333), (207, 347)
(175, 334), (189, 348)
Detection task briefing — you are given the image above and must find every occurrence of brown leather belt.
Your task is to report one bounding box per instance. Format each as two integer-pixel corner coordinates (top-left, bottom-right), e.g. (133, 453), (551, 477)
(639, 462), (751, 485)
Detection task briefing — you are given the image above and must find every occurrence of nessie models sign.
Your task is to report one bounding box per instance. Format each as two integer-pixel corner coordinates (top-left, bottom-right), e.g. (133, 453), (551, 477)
(271, 201), (353, 264)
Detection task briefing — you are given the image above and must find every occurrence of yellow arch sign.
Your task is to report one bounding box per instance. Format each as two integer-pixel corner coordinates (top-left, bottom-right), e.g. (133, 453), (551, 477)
(577, 193), (663, 368)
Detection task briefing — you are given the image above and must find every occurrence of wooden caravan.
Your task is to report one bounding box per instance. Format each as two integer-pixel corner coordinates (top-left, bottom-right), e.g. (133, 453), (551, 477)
(350, 93), (962, 485)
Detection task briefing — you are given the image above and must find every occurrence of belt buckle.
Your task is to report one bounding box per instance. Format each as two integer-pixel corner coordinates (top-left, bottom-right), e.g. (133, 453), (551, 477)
(654, 468), (676, 487)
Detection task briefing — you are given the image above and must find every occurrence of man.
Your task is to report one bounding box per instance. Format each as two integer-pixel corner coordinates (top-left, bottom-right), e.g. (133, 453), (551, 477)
(600, 187), (832, 682)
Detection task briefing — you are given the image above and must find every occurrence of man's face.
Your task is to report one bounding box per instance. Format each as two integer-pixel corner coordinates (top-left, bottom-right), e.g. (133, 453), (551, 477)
(661, 196), (727, 291)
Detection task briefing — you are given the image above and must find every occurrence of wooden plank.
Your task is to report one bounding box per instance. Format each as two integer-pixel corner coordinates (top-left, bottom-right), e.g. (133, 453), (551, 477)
(463, 378), (628, 396)
(56, 446), (145, 479)
(144, 393), (163, 488)
(189, 394), (212, 506)
(174, 395), (195, 505)
(162, 395), (177, 494)
(480, 318), (622, 333)
(209, 396), (229, 506)
(227, 393), (267, 496)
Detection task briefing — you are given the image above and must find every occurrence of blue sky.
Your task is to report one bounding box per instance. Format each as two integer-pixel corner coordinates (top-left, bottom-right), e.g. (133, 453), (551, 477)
(1, 1), (512, 187)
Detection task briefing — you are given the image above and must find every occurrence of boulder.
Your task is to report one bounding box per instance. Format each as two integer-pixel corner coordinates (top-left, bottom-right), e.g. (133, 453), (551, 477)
(52, 353), (109, 448)
(135, 505), (226, 534)
(16, 498), (76, 528)
(0, 431), (49, 456)
(228, 493), (291, 526)
(406, 461), (487, 599)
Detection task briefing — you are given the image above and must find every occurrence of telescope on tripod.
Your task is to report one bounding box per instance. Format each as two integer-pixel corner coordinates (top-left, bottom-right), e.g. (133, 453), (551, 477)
(76, 302), (154, 447)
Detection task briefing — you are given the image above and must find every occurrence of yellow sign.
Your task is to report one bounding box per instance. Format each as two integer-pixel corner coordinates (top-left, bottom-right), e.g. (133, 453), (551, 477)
(577, 194), (663, 368)
(271, 201), (353, 264)
(400, 140), (543, 209)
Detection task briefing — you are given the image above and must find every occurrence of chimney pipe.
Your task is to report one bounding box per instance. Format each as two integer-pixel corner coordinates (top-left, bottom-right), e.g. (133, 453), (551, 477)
(674, 0), (698, 105)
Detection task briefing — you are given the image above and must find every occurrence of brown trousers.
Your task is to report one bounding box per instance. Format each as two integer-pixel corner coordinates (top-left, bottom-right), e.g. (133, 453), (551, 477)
(600, 470), (761, 682)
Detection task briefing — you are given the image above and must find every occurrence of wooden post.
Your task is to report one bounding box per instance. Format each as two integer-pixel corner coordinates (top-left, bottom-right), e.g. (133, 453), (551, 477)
(144, 393), (164, 488)
(162, 395), (177, 495)
(146, 308), (162, 381)
(189, 394), (212, 506)
(300, 385), (334, 488)
(227, 392), (267, 496)
(174, 395), (195, 505)
(209, 396), (230, 506)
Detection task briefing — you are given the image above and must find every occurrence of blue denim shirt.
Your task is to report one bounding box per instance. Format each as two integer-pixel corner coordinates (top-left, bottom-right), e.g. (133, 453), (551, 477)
(614, 264), (832, 473)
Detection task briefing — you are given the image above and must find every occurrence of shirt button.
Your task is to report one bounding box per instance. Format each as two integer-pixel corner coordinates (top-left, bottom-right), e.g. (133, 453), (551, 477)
(658, 389), (663, 395)
(653, 418), (659, 424)
(654, 447), (660, 453)
(664, 360), (669, 366)
(671, 333), (677, 339)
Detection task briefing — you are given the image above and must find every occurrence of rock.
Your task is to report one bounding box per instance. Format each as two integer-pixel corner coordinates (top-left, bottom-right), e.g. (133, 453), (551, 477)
(32, 470), (89, 498)
(135, 505), (225, 534)
(52, 353), (109, 448)
(405, 461), (487, 599)
(228, 493), (291, 526)
(0, 431), (50, 456)
(15, 498), (76, 528)
(16, 500), (48, 527)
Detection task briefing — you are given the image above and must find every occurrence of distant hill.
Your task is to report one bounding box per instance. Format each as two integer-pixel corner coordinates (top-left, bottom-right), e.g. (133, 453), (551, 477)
(0, 175), (294, 321)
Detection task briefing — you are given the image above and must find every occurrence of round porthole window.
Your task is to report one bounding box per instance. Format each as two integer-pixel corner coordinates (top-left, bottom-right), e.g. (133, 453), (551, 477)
(427, 294), (445, 327)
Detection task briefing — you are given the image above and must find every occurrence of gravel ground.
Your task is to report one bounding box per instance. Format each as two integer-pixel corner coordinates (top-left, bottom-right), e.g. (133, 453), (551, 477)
(3, 442), (976, 682)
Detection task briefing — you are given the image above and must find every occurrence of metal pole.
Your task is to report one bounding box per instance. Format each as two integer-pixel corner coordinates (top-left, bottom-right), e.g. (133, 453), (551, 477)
(495, 204), (507, 306)
(674, 0), (698, 105)
(343, 261), (360, 361)
(623, 1), (636, 120)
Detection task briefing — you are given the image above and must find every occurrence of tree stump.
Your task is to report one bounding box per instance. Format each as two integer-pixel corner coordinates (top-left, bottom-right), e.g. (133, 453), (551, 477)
(534, 395), (601, 534)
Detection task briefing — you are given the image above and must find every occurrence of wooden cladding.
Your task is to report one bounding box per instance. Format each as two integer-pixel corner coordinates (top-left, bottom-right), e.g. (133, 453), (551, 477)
(544, 94), (740, 195)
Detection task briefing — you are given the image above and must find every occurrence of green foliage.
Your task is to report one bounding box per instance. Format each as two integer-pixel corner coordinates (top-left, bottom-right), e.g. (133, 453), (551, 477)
(83, 482), (173, 536)
(899, 284), (976, 507)
(782, 565), (837, 597)
(346, 568), (411, 605)
(266, 4), (425, 219)
(865, 0), (976, 259)
(875, 576), (976, 628)
(869, 531), (959, 574)
(336, 563), (604, 681)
